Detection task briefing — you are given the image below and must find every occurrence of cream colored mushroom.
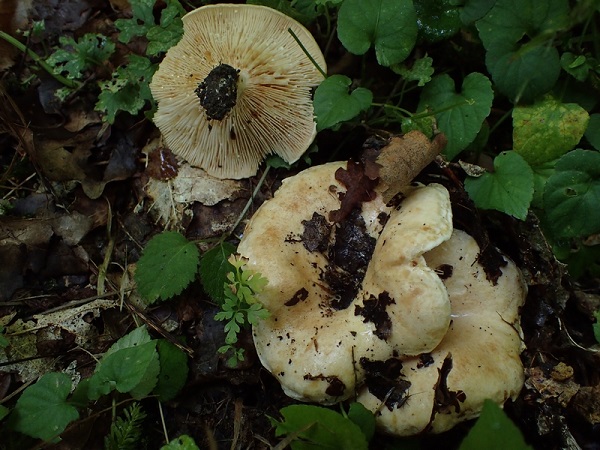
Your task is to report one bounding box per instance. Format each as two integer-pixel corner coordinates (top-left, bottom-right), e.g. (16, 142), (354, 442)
(356, 229), (526, 435)
(237, 161), (454, 404)
(150, 4), (326, 179)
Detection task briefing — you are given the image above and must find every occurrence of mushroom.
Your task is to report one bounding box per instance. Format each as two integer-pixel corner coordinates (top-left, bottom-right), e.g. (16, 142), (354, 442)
(356, 228), (526, 435)
(236, 143), (526, 433)
(150, 4), (326, 179)
(238, 160), (455, 404)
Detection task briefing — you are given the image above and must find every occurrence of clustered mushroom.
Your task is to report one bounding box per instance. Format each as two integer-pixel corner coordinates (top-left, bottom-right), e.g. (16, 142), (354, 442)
(150, 4), (326, 179)
(236, 136), (526, 435)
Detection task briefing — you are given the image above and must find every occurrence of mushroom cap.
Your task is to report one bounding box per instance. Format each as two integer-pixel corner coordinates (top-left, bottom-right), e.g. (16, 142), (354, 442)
(356, 229), (526, 435)
(237, 162), (454, 403)
(150, 4), (326, 179)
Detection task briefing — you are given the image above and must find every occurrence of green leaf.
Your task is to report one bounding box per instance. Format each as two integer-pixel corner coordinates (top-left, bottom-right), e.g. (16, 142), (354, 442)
(199, 242), (236, 304)
(460, 0), (495, 24)
(105, 325), (152, 357)
(154, 339), (188, 401)
(96, 55), (157, 123)
(459, 400), (532, 450)
(464, 151), (534, 220)
(531, 159), (557, 209)
(476, 0), (570, 102)
(585, 114), (600, 151)
(272, 404), (369, 449)
(10, 372), (79, 441)
(0, 404), (8, 421)
(146, 0), (184, 55)
(161, 435), (201, 450)
(135, 231), (200, 303)
(391, 55), (434, 87)
(418, 72), (493, 160)
(247, 0), (319, 26)
(561, 52), (592, 82)
(0, 325), (8, 348)
(115, 0), (156, 43)
(47, 34), (115, 80)
(313, 75), (373, 131)
(594, 310), (600, 344)
(347, 403), (375, 442)
(414, 0), (461, 42)
(513, 96), (589, 165)
(88, 341), (159, 400)
(543, 149), (600, 238)
(337, 0), (418, 66)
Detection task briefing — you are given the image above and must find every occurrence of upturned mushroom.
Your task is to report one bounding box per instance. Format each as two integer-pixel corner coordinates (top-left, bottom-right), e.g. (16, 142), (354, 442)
(236, 134), (527, 434)
(150, 4), (326, 179)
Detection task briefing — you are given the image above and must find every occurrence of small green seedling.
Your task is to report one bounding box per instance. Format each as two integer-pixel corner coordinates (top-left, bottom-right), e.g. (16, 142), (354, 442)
(215, 256), (269, 366)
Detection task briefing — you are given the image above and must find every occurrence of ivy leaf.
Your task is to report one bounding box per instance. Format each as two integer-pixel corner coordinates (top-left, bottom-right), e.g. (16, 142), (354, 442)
(418, 72), (493, 160)
(337, 0), (418, 67)
(543, 149), (600, 238)
(272, 404), (369, 449)
(464, 151), (534, 220)
(10, 372), (79, 441)
(414, 0), (461, 43)
(513, 96), (589, 165)
(476, 0), (570, 102)
(585, 113), (600, 151)
(459, 400), (532, 450)
(135, 231), (200, 303)
(154, 339), (188, 401)
(313, 75), (373, 131)
(199, 242), (236, 304)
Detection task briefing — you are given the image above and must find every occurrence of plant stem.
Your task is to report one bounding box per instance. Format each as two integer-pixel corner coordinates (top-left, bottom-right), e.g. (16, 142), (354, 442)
(288, 28), (327, 78)
(0, 30), (80, 89)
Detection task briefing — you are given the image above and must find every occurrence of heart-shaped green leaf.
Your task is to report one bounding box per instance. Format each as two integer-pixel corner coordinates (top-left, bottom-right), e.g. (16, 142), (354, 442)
(337, 0), (418, 67)
(313, 75), (373, 131)
(418, 72), (493, 160)
(465, 151), (534, 220)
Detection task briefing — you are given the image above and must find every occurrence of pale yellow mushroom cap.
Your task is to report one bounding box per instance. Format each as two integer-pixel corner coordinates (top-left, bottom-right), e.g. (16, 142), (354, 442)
(237, 162), (454, 404)
(150, 4), (326, 179)
(356, 229), (526, 435)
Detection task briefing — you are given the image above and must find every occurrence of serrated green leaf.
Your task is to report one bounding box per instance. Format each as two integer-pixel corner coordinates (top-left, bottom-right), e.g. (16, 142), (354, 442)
(543, 149), (600, 238)
(400, 115), (435, 136)
(414, 0), (461, 42)
(314, 75), (373, 131)
(476, 0), (570, 102)
(10, 372), (79, 441)
(161, 435), (201, 450)
(199, 242), (236, 304)
(585, 114), (600, 151)
(337, 0), (418, 67)
(464, 151), (534, 220)
(135, 231), (200, 303)
(88, 341), (159, 400)
(272, 404), (369, 450)
(459, 400), (532, 450)
(47, 34), (115, 80)
(418, 72), (493, 159)
(513, 96), (589, 165)
(154, 339), (188, 401)
(115, 0), (155, 43)
(347, 403), (375, 442)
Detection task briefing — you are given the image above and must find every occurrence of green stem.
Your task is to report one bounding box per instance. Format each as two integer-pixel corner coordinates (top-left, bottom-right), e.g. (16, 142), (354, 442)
(288, 28), (327, 78)
(0, 30), (80, 89)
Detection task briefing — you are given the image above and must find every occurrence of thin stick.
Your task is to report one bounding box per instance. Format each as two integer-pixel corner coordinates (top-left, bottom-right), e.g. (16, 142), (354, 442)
(288, 28), (327, 78)
(227, 165), (271, 239)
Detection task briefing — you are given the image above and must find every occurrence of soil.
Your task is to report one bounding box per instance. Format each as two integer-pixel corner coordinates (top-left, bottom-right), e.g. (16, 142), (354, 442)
(1, 1), (599, 449)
